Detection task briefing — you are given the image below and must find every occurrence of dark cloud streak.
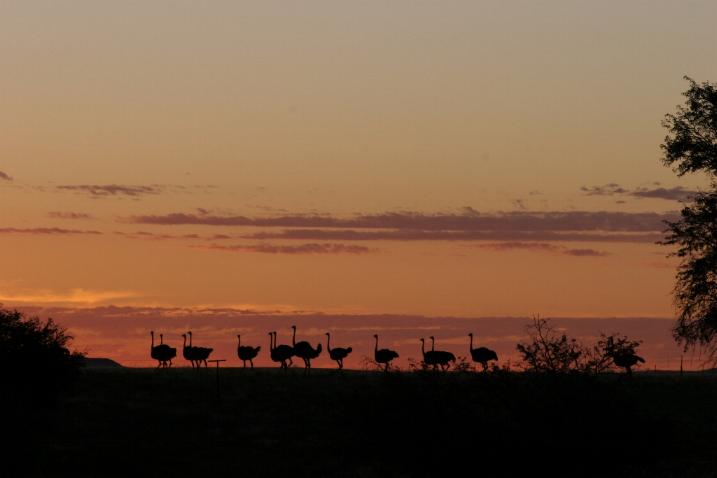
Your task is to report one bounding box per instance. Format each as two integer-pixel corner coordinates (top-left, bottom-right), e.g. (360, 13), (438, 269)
(0, 227), (102, 235)
(197, 243), (374, 254)
(129, 210), (676, 233)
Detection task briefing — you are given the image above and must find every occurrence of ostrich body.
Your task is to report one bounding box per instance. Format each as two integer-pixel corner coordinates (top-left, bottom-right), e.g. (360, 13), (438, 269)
(181, 333), (196, 368)
(270, 331), (294, 370)
(292, 325), (322, 374)
(150, 331), (175, 368)
(237, 335), (261, 368)
(157, 333), (176, 367)
(612, 351), (645, 376)
(373, 334), (399, 371)
(427, 336), (455, 371)
(326, 332), (352, 370)
(468, 333), (498, 371)
(419, 338), (440, 370)
(187, 331), (213, 367)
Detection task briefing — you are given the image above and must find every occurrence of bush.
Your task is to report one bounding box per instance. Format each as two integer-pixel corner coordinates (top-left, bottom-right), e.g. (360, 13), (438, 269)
(516, 315), (644, 374)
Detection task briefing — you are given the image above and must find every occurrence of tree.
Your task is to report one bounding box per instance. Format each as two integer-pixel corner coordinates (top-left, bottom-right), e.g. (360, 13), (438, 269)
(0, 307), (84, 392)
(516, 316), (584, 373)
(661, 77), (717, 350)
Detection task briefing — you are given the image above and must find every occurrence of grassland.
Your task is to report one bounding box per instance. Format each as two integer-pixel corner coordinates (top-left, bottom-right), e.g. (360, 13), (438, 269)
(16, 367), (717, 477)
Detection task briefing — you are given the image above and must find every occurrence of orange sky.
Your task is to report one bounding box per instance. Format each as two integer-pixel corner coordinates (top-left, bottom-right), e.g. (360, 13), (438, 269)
(2, 1), (716, 367)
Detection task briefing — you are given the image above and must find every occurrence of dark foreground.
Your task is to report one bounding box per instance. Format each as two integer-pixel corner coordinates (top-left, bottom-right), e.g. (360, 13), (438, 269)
(12, 368), (717, 477)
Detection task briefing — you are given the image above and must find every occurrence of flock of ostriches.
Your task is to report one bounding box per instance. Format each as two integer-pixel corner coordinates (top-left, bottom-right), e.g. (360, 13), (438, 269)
(149, 326), (500, 373)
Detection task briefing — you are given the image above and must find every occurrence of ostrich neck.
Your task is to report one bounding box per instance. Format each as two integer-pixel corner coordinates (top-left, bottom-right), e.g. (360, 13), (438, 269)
(269, 334), (274, 351)
(374, 337), (378, 353)
(326, 334), (331, 352)
(470, 335), (474, 353)
(237, 335), (241, 348)
(182, 335), (187, 349)
(292, 328), (296, 346)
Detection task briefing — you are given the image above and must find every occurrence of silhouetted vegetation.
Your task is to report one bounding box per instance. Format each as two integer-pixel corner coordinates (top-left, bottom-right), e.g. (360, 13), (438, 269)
(517, 315), (643, 374)
(1, 307), (84, 475)
(661, 77), (717, 356)
(0, 307), (83, 391)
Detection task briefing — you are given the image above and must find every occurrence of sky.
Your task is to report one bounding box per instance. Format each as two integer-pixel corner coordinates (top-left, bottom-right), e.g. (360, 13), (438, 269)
(2, 1), (716, 368)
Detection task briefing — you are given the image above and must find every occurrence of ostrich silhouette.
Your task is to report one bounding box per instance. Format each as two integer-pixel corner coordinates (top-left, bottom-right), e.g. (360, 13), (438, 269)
(291, 325), (322, 374)
(158, 333), (176, 367)
(429, 336), (455, 371)
(181, 333), (196, 368)
(468, 333), (498, 371)
(237, 334), (261, 369)
(612, 352), (645, 375)
(269, 331), (294, 370)
(325, 332), (352, 370)
(419, 337), (440, 370)
(150, 331), (175, 368)
(373, 334), (399, 372)
(187, 331), (213, 367)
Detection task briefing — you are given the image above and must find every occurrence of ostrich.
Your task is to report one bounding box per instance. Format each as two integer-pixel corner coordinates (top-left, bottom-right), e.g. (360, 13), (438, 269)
(468, 333), (498, 371)
(326, 332), (352, 370)
(158, 333), (177, 367)
(150, 331), (174, 368)
(187, 331), (213, 367)
(181, 333), (196, 368)
(612, 351), (645, 376)
(291, 325), (322, 374)
(429, 336), (456, 371)
(419, 337), (440, 370)
(237, 334), (261, 369)
(373, 334), (399, 372)
(269, 331), (294, 370)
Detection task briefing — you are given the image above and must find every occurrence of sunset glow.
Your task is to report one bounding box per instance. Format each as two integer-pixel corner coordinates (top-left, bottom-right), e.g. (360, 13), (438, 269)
(3, 1), (717, 368)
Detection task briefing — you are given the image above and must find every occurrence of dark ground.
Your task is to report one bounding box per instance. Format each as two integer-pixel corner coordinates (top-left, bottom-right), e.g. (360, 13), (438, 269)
(11, 367), (717, 477)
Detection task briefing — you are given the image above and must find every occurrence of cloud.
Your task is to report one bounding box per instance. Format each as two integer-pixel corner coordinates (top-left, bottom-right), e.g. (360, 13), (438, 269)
(115, 231), (202, 241)
(581, 183), (698, 202)
(0, 288), (137, 305)
(57, 184), (163, 198)
(48, 211), (94, 220)
(631, 187), (698, 201)
(128, 210), (676, 233)
(0, 171), (12, 181)
(196, 243), (374, 254)
(581, 183), (629, 196)
(244, 229), (661, 243)
(0, 227), (102, 235)
(476, 242), (608, 257)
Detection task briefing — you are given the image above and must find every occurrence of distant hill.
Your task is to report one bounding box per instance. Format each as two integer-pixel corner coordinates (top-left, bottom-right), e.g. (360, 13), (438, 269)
(80, 357), (123, 369)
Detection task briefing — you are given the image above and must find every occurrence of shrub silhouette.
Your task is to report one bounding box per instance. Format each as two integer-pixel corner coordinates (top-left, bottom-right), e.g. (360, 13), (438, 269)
(517, 315), (644, 374)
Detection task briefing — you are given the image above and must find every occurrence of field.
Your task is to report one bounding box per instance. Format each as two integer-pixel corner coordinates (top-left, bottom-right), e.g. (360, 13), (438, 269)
(16, 367), (717, 477)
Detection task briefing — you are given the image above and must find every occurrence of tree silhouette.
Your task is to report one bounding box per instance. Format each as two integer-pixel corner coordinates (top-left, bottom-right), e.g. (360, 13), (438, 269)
(516, 315), (583, 373)
(660, 77), (717, 352)
(0, 307), (83, 390)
